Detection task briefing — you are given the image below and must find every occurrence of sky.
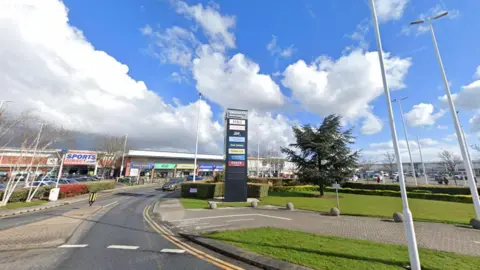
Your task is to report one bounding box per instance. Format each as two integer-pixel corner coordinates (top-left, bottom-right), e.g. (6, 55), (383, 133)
(2, 0), (480, 162)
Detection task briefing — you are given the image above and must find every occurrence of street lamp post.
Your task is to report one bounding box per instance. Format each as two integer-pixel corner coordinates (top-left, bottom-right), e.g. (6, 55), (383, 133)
(416, 134), (429, 185)
(120, 133), (128, 177)
(257, 140), (260, 177)
(192, 93), (202, 182)
(369, 0), (421, 269)
(457, 111), (473, 186)
(411, 11), (480, 219)
(392, 97), (417, 186)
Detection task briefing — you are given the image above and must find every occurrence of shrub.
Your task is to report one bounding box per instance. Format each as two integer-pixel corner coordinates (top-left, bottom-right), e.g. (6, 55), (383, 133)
(247, 183), (269, 199)
(249, 177), (296, 186)
(270, 185), (319, 192)
(0, 186), (50, 203)
(181, 182), (219, 199)
(85, 181), (115, 193)
(59, 184), (88, 198)
(214, 173), (224, 182)
(342, 182), (475, 195)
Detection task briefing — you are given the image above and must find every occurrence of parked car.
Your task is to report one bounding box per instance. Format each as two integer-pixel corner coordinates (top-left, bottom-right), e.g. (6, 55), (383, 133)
(435, 175), (449, 185)
(162, 178), (185, 191)
(0, 184), (4, 190)
(187, 175), (204, 181)
(29, 181), (56, 187)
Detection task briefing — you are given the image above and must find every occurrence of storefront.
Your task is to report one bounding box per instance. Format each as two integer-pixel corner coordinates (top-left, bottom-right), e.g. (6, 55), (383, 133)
(130, 162), (154, 177)
(154, 163), (175, 178)
(213, 165), (224, 175)
(175, 164), (195, 177)
(198, 164), (215, 177)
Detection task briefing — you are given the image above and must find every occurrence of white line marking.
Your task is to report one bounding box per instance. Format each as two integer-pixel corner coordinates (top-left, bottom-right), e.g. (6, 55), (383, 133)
(107, 245), (139, 250)
(474, 241), (480, 244)
(257, 214), (292, 221)
(176, 222), (210, 228)
(195, 224), (228, 230)
(226, 218), (254, 223)
(102, 201), (119, 208)
(161, 248), (186, 254)
(58, 244), (88, 248)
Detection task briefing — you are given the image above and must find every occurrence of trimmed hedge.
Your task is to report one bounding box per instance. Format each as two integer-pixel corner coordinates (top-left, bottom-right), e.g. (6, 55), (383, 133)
(85, 181), (116, 193)
(342, 182), (477, 195)
(248, 177), (296, 187)
(181, 182), (224, 199)
(0, 186), (51, 203)
(270, 185), (319, 192)
(247, 183), (269, 199)
(59, 184), (88, 199)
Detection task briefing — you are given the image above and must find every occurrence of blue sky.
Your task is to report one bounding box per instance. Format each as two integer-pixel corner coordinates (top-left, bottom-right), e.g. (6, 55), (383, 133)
(3, 0), (480, 161)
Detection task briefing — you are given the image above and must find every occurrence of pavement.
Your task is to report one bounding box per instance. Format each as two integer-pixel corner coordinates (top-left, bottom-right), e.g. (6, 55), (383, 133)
(157, 198), (480, 257)
(0, 186), (256, 270)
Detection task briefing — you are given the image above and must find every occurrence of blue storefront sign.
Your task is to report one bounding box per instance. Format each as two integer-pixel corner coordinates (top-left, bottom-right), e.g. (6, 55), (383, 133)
(214, 165), (224, 171)
(130, 162), (154, 169)
(229, 136), (245, 142)
(228, 154), (245, 161)
(228, 142), (245, 148)
(198, 164), (215, 171)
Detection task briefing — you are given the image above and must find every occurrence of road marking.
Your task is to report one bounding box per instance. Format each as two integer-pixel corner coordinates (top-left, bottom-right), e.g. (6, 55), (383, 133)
(257, 214), (292, 221)
(195, 224), (227, 230)
(58, 244), (88, 248)
(107, 245), (139, 250)
(102, 201), (119, 208)
(171, 213), (291, 222)
(474, 241), (480, 244)
(226, 218), (254, 223)
(143, 205), (243, 270)
(176, 222), (210, 228)
(161, 248), (186, 254)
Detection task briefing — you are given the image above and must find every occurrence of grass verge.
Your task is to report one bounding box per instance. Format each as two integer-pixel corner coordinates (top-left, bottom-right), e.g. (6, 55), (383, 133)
(0, 200), (48, 210)
(205, 227), (480, 270)
(262, 191), (475, 224)
(180, 198), (250, 209)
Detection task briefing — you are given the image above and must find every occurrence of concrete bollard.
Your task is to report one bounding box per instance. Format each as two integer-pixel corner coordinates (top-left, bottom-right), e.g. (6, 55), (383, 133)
(330, 207), (340, 216)
(471, 218), (480, 229)
(286, 202), (294, 211)
(251, 200), (258, 208)
(208, 202), (217, 209)
(393, 212), (404, 223)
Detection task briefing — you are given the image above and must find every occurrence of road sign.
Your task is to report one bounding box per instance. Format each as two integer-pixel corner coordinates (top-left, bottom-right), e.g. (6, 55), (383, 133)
(229, 125), (246, 131)
(229, 119), (246, 125)
(332, 183), (341, 189)
(228, 148), (245, 154)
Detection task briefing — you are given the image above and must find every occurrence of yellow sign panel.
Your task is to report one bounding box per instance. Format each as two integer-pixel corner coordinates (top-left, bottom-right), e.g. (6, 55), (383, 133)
(176, 164), (195, 169)
(228, 148), (245, 154)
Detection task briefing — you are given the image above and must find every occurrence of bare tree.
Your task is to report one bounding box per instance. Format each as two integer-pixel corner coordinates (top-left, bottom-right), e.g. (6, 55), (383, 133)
(358, 157), (376, 174)
(383, 152), (396, 175)
(438, 150), (462, 173)
(95, 135), (126, 178)
(261, 147), (284, 177)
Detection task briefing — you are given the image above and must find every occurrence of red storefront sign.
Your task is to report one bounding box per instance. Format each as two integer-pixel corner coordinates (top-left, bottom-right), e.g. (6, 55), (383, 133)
(228, 161), (245, 167)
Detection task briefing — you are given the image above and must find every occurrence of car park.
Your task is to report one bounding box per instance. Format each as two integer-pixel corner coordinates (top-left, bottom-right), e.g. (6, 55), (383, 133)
(187, 175), (204, 181)
(162, 178), (185, 191)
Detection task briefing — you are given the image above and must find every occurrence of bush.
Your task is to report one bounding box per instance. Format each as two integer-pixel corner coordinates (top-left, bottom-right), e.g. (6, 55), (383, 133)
(214, 173), (224, 182)
(181, 182), (222, 199)
(249, 177), (296, 186)
(85, 181), (116, 193)
(59, 184), (88, 199)
(0, 186), (51, 203)
(342, 182), (476, 195)
(270, 185), (319, 192)
(247, 183), (269, 199)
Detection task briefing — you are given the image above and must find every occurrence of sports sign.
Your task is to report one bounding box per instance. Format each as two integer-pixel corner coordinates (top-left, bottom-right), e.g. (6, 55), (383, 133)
(64, 151), (97, 165)
(224, 108), (248, 202)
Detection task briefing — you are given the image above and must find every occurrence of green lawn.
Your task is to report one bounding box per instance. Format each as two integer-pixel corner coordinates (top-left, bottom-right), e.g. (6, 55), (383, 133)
(262, 191), (475, 224)
(0, 200), (47, 210)
(180, 198), (250, 209)
(205, 227), (480, 270)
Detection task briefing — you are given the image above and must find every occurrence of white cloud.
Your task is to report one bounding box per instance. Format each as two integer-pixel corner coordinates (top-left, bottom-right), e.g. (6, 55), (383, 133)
(248, 110), (295, 155)
(437, 125), (448, 130)
(439, 80), (480, 110)
(374, 0), (409, 22)
(170, 72), (189, 84)
(173, 0), (236, 51)
(360, 113), (383, 135)
(282, 49), (411, 128)
(405, 103), (445, 126)
(142, 25), (199, 68)
(266, 35), (295, 58)
(192, 44), (285, 110)
(444, 133), (457, 142)
(474, 65), (480, 79)
(0, 0), (226, 153)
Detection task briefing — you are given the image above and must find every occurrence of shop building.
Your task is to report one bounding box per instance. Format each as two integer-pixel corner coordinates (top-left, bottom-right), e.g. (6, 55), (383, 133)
(125, 150), (224, 178)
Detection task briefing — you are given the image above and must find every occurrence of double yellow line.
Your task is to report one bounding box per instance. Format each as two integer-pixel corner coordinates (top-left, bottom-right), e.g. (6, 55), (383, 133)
(143, 205), (243, 270)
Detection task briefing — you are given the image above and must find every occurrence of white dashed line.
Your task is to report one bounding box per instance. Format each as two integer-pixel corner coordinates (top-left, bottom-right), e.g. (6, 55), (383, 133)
(107, 245), (139, 250)
(226, 218), (254, 223)
(161, 248), (186, 254)
(102, 201), (119, 208)
(474, 241), (480, 244)
(58, 244), (88, 248)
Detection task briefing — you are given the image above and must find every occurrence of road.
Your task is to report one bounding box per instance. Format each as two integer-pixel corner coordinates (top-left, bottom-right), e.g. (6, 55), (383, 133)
(0, 186), (251, 270)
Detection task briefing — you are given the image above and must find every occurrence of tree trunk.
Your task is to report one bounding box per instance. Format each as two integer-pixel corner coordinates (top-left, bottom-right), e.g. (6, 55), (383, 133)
(319, 183), (324, 197)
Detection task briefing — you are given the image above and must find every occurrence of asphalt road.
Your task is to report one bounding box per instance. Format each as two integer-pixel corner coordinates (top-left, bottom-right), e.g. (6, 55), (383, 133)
(1, 186), (251, 270)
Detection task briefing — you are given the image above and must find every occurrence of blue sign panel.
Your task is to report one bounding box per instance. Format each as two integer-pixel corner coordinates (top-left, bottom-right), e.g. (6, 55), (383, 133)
(228, 142), (245, 148)
(229, 136), (245, 142)
(229, 154), (245, 161)
(130, 162), (154, 169)
(214, 165), (224, 171)
(198, 164), (215, 169)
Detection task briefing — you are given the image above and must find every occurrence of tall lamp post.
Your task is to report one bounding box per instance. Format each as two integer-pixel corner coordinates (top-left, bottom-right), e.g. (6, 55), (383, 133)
(120, 133), (128, 177)
(416, 134), (429, 185)
(0, 100), (12, 110)
(192, 93), (202, 182)
(257, 140), (260, 177)
(411, 11), (480, 219)
(369, 0), (421, 269)
(392, 97), (417, 186)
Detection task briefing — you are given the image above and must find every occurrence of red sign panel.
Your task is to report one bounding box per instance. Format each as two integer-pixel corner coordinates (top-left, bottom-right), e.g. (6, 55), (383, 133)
(228, 161), (245, 167)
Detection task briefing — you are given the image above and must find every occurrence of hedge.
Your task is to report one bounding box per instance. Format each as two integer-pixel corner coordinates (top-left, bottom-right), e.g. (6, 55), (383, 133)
(0, 186), (51, 203)
(59, 184), (88, 199)
(247, 183), (269, 199)
(248, 177), (296, 186)
(270, 185), (319, 192)
(85, 181), (116, 193)
(342, 182), (477, 195)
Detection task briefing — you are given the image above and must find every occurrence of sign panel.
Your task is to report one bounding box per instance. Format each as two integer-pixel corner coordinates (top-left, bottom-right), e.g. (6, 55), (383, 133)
(229, 119), (246, 125)
(130, 168), (139, 177)
(229, 154), (245, 161)
(189, 188), (198, 193)
(214, 165), (224, 171)
(130, 162), (154, 169)
(198, 164), (215, 171)
(226, 109), (248, 119)
(64, 151), (97, 165)
(228, 148), (245, 154)
(332, 183), (341, 189)
(228, 161), (245, 167)
(228, 142), (245, 148)
(229, 136), (245, 142)
(176, 164), (195, 169)
(154, 163), (175, 169)
(229, 125), (246, 131)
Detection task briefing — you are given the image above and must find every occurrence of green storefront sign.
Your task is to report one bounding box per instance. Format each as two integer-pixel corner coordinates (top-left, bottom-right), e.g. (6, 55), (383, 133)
(154, 163), (176, 169)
